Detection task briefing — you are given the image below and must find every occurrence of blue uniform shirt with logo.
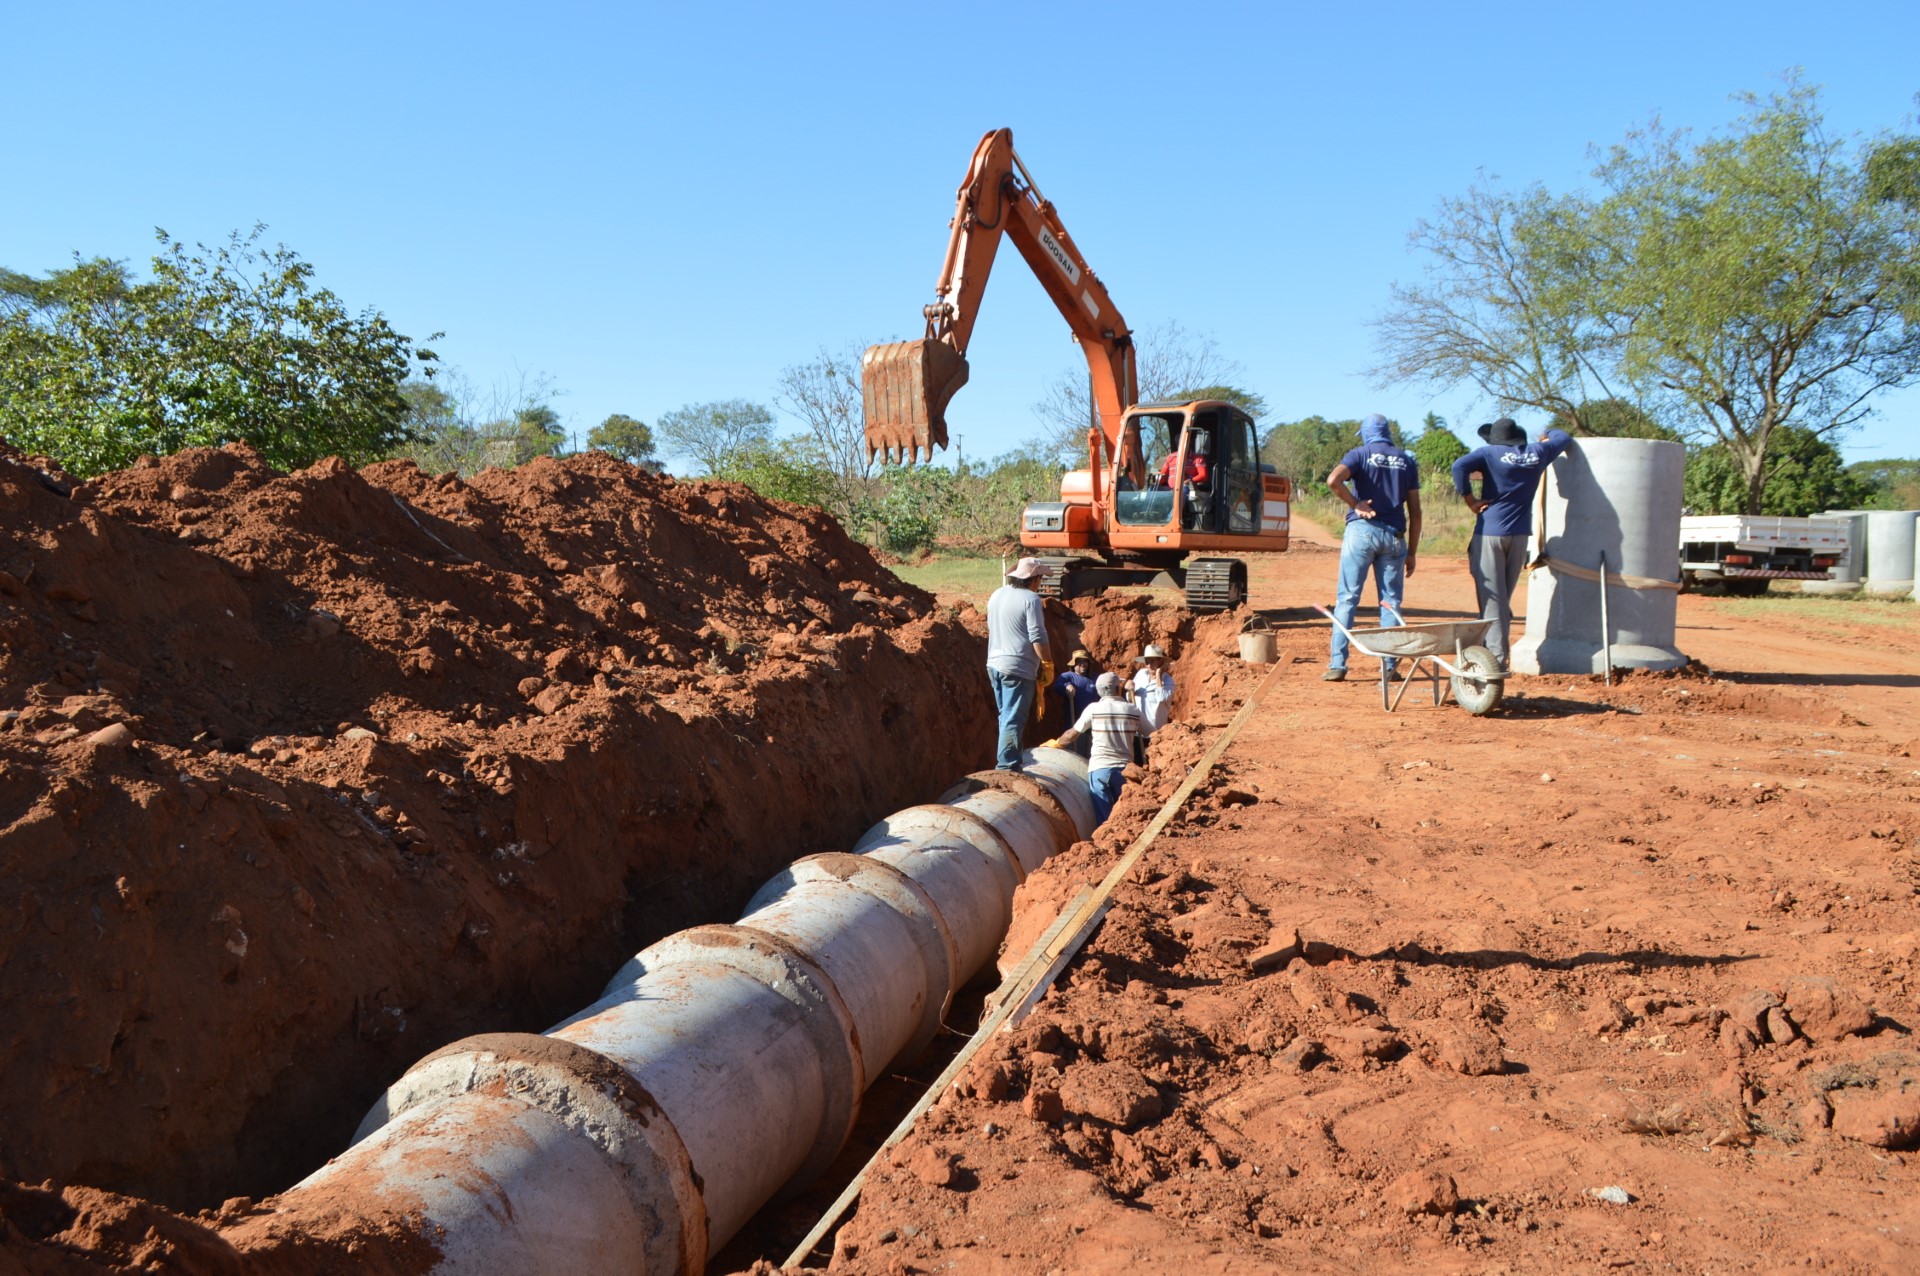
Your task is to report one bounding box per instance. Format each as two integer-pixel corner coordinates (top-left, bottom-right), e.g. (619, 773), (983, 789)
(1338, 420), (1421, 534)
(1050, 669), (1100, 720)
(1451, 429), (1573, 537)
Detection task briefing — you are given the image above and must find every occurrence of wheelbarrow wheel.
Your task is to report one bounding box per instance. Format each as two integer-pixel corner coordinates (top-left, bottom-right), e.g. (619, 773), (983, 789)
(1451, 645), (1504, 716)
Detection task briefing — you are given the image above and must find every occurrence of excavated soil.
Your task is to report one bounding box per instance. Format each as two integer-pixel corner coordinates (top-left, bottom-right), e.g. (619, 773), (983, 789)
(0, 441), (1000, 1258)
(5, 479), (1919, 1274)
(787, 527), (1920, 1275)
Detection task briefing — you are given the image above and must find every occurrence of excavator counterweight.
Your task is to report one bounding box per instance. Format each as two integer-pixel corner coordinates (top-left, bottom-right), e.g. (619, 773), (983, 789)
(861, 339), (968, 465)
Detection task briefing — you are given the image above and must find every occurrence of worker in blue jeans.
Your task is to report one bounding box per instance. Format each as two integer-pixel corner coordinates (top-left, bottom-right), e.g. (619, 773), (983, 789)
(985, 557), (1054, 769)
(1325, 414), (1422, 681)
(1041, 672), (1143, 826)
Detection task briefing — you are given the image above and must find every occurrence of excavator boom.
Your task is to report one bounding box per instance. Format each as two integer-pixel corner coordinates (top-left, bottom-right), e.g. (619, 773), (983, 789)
(863, 128), (1135, 465)
(866, 128), (1291, 613)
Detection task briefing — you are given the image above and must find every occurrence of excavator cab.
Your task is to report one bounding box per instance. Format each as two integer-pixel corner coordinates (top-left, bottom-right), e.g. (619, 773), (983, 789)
(861, 339), (969, 464)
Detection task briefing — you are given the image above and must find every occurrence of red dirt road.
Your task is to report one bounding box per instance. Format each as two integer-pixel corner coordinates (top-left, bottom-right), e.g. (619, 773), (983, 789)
(811, 517), (1920, 1274)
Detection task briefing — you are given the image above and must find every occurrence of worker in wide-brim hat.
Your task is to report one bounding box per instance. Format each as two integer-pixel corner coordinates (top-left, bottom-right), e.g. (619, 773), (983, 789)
(985, 557), (1054, 771)
(1132, 643), (1175, 737)
(1042, 671), (1144, 827)
(1048, 648), (1099, 758)
(1452, 417), (1572, 671)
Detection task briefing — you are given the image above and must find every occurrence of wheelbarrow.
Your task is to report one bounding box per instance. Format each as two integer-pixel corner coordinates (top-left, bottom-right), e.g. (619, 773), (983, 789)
(1314, 607), (1506, 715)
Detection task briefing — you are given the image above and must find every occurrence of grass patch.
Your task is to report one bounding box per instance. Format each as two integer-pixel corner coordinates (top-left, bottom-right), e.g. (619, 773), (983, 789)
(891, 553), (1006, 604)
(1699, 590), (1919, 629)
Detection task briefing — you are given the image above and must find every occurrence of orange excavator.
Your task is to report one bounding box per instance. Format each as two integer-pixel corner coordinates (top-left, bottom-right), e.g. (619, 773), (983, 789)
(862, 127), (1291, 612)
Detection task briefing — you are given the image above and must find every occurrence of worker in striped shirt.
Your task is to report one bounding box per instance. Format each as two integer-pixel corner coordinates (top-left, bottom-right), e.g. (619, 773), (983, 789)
(1043, 672), (1145, 827)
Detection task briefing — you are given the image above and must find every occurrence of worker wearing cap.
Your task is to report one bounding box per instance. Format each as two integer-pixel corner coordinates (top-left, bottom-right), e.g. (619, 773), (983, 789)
(1048, 649), (1100, 758)
(1043, 672), (1143, 826)
(1131, 643), (1174, 736)
(1451, 417), (1573, 670)
(986, 557), (1054, 771)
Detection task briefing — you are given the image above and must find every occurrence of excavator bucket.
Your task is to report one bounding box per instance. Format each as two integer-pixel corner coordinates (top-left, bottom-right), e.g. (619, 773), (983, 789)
(862, 339), (968, 465)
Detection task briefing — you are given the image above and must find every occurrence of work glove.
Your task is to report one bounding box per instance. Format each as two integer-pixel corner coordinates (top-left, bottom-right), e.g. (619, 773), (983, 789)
(1038, 660), (1055, 688)
(1038, 738), (1063, 750)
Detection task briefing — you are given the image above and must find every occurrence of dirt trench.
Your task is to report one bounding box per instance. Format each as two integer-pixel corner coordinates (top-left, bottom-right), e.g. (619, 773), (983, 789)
(791, 547), (1920, 1275)
(0, 440), (1000, 1227)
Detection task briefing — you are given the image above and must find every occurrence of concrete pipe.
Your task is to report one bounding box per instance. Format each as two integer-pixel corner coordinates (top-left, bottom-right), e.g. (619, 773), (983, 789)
(1802, 510), (1868, 594)
(1864, 510), (1917, 597)
(261, 750), (1091, 1274)
(1513, 437), (1689, 675)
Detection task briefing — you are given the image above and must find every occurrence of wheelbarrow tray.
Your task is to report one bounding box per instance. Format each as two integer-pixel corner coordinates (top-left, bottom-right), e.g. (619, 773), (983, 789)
(1342, 618), (1496, 660)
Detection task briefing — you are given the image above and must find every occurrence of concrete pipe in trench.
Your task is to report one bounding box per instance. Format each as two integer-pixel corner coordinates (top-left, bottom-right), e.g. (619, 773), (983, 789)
(262, 747), (1093, 1273)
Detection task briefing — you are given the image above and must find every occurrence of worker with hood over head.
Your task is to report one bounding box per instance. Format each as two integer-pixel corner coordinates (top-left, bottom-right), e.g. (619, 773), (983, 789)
(1324, 414), (1422, 681)
(1042, 671), (1143, 826)
(985, 557), (1054, 771)
(1451, 417), (1572, 670)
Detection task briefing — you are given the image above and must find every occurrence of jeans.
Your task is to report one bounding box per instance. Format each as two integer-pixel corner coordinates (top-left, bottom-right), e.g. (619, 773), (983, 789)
(1468, 533), (1529, 666)
(1329, 519), (1407, 670)
(988, 668), (1034, 769)
(1089, 766), (1126, 826)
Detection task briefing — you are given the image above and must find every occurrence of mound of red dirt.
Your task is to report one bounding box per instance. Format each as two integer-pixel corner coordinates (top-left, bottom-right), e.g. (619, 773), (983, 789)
(0, 442), (994, 1216)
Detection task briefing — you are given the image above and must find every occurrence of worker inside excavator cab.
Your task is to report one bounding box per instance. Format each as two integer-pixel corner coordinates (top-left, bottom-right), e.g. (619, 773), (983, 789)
(1114, 413), (1181, 526)
(1157, 424), (1214, 530)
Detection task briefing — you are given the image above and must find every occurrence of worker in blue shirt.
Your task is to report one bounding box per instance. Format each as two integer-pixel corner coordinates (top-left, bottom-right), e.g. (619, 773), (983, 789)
(1047, 649), (1101, 758)
(1451, 417), (1574, 669)
(1325, 414), (1421, 681)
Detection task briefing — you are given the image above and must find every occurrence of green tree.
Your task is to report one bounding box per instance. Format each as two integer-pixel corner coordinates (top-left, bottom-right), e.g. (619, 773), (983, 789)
(507, 404), (566, 465)
(655, 399), (775, 475)
(1260, 415), (1401, 485)
(874, 463), (958, 554)
(0, 227), (437, 477)
(1846, 456), (1920, 508)
(775, 345), (877, 519)
(588, 412), (656, 466)
(1684, 426), (1873, 516)
(710, 439), (837, 507)
(945, 451), (1065, 544)
(1590, 84), (1920, 512)
(1169, 384), (1268, 419)
(1371, 181), (1633, 435)
(1544, 398), (1679, 440)
(1410, 423), (1469, 478)
(1375, 82), (1920, 513)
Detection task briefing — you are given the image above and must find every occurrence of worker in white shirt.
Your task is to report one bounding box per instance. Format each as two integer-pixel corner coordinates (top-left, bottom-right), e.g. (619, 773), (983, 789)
(1131, 643), (1174, 736)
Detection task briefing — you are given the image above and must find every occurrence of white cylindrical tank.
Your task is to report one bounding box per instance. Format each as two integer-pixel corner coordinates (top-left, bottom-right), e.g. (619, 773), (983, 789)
(1512, 438), (1688, 675)
(1863, 511), (1917, 596)
(1802, 510), (1868, 594)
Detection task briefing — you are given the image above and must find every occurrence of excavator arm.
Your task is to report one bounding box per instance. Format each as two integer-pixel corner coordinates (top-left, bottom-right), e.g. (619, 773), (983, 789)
(864, 128), (1139, 468)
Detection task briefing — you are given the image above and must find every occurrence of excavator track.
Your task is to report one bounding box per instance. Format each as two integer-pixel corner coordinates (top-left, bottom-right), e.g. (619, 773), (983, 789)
(1033, 557), (1095, 601)
(1182, 558), (1247, 613)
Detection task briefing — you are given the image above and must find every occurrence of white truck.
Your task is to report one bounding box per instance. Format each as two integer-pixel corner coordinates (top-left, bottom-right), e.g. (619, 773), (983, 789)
(1678, 515), (1849, 594)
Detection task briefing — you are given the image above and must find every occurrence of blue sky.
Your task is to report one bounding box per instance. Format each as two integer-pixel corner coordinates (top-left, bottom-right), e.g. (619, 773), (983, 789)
(7, 1), (1917, 471)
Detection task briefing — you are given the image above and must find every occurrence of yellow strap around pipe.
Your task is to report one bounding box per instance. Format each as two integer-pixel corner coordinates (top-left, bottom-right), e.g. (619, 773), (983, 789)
(1535, 554), (1681, 592)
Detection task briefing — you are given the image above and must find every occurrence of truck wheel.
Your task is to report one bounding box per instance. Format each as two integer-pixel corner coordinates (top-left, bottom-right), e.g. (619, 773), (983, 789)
(1451, 646), (1504, 716)
(1721, 578), (1770, 597)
